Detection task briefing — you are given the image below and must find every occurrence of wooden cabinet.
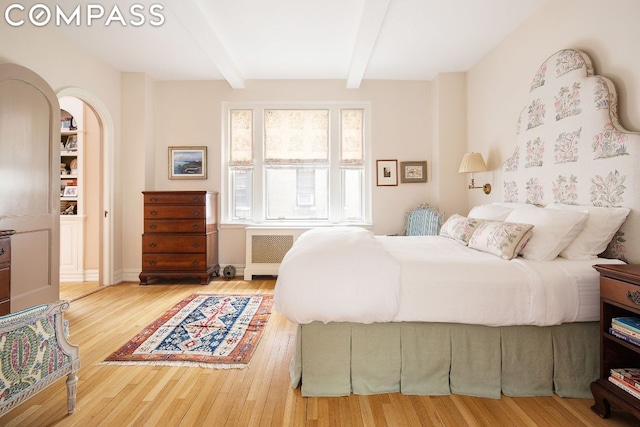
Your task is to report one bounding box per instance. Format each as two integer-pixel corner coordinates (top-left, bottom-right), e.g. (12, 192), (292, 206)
(591, 264), (640, 420)
(0, 230), (15, 316)
(139, 191), (219, 285)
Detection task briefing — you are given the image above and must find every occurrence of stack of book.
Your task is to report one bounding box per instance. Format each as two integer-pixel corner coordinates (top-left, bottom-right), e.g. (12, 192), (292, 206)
(610, 368), (640, 399)
(610, 316), (640, 347)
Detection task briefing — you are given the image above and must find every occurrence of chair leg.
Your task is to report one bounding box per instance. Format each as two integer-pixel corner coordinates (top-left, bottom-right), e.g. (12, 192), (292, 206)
(66, 372), (78, 414)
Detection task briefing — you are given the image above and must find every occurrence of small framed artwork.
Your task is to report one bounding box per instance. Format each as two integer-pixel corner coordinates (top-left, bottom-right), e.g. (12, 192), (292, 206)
(63, 186), (78, 197)
(400, 161), (427, 183)
(169, 146), (207, 179)
(376, 159), (398, 186)
(66, 135), (78, 150)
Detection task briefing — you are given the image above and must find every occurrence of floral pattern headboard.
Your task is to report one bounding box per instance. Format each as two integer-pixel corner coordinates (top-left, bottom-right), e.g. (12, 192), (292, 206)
(501, 49), (639, 263)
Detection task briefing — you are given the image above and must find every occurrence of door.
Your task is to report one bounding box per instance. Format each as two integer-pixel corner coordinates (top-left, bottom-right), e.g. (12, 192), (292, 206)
(0, 63), (60, 310)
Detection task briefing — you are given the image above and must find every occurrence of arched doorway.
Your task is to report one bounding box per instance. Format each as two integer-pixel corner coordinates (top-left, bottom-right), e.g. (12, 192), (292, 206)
(57, 88), (115, 294)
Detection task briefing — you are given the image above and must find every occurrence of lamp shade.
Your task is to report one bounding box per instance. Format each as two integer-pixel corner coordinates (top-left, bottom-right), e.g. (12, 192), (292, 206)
(458, 152), (487, 173)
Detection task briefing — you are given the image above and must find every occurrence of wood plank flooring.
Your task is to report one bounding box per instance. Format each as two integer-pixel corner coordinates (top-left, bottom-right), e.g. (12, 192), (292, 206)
(60, 281), (102, 302)
(1, 278), (637, 426)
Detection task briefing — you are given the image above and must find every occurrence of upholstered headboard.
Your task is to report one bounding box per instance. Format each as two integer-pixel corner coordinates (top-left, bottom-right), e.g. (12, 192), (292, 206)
(502, 49), (640, 263)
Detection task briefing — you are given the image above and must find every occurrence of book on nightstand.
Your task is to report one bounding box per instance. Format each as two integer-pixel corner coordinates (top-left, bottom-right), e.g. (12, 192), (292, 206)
(610, 327), (640, 347)
(612, 317), (640, 335)
(609, 375), (640, 400)
(611, 368), (640, 391)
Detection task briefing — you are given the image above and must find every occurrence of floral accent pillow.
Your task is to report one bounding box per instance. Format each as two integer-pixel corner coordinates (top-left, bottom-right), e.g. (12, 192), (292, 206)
(468, 221), (534, 260)
(439, 214), (485, 245)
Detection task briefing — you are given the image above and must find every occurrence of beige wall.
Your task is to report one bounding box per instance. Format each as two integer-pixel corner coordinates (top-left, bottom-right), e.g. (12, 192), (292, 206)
(147, 80), (434, 268)
(84, 102), (100, 271)
(431, 73), (471, 218)
(466, 0), (640, 210)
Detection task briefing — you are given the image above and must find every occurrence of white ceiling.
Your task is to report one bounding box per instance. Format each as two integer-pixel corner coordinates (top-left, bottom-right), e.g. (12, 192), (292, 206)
(54, 0), (547, 88)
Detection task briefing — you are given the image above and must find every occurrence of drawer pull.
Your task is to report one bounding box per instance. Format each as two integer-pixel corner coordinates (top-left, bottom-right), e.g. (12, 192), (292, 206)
(192, 210), (200, 216)
(192, 242), (200, 248)
(627, 290), (640, 306)
(192, 197), (199, 203)
(149, 224), (157, 230)
(0, 248), (4, 256)
(149, 242), (157, 248)
(192, 224), (200, 230)
(150, 197), (158, 202)
(192, 260), (200, 266)
(150, 210), (158, 216)
(149, 260), (157, 266)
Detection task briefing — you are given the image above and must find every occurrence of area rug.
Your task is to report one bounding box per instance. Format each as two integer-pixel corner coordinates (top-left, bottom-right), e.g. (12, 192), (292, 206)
(103, 293), (273, 369)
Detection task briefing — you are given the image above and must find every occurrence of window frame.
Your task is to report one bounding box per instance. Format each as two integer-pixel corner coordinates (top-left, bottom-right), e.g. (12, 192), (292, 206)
(221, 102), (372, 226)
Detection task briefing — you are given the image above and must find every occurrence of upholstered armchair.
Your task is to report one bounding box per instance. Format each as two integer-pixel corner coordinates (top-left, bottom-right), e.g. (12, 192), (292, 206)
(0, 300), (80, 416)
(402, 204), (444, 236)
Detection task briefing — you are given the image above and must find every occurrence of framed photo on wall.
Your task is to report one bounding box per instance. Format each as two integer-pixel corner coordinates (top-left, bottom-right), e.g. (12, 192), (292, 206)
(400, 161), (427, 183)
(169, 146), (207, 179)
(376, 159), (398, 186)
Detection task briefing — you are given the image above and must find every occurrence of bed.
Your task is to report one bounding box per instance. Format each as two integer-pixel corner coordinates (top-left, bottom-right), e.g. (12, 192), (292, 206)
(274, 49), (640, 398)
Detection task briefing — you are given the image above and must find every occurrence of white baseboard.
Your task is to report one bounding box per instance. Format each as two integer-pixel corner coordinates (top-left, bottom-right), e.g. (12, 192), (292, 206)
(60, 269), (99, 282)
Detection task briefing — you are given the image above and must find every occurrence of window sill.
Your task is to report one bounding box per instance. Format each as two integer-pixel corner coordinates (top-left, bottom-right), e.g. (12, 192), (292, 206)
(219, 221), (372, 230)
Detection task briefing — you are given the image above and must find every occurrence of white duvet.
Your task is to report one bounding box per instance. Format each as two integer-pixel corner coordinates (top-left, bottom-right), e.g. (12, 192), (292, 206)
(274, 227), (624, 326)
(274, 227), (401, 324)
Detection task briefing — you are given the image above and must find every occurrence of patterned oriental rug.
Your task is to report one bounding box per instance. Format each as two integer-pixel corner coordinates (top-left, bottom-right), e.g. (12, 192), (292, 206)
(103, 294), (273, 369)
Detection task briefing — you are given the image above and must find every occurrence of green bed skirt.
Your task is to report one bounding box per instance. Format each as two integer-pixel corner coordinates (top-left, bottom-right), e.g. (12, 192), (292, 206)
(290, 321), (598, 398)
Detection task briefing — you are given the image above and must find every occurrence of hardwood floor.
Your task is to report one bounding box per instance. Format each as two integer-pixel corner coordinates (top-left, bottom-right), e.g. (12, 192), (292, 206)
(60, 281), (102, 302)
(1, 277), (637, 426)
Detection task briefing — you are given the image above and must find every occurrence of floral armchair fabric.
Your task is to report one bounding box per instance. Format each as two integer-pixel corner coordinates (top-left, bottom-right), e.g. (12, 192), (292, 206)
(501, 49), (639, 263)
(0, 300), (80, 417)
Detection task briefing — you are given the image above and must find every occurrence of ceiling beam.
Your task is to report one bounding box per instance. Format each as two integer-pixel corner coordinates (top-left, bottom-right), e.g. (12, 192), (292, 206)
(166, 0), (245, 88)
(346, 0), (390, 89)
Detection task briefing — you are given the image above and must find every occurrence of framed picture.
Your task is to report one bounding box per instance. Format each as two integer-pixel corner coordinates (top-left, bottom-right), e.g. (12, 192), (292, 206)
(63, 186), (78, 197)
(66, 134), (78, 150)
(376, 159), (398, 186)
(400, 161), (427, 183)
(169, 146), (207, 179)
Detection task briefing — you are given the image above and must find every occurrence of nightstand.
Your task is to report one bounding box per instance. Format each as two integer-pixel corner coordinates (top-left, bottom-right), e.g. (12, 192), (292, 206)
(591, 264), (640, 420)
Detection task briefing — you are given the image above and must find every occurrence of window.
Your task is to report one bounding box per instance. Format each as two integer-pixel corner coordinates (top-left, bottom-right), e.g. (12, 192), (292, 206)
(223, 103), (371, 224)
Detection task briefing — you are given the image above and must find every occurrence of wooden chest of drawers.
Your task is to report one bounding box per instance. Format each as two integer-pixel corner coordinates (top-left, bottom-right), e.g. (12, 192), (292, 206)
(139, 191), (219, 285)
(0, 230), (15, 315)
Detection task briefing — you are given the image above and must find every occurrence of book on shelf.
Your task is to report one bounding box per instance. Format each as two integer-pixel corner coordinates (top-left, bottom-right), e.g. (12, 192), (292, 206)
(612, 317), (640, 335)
(610, 327), (640, 347)
(611, 322), (640, 339)
(609, 375), (640, 400)
(611, 368), (640, 391)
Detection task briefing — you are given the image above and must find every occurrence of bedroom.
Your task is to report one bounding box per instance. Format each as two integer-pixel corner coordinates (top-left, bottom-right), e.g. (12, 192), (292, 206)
(1, 0), (640, 425)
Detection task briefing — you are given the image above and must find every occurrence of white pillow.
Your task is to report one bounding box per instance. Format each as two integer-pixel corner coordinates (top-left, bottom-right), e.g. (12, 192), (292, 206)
(468, 204), (513, 221)
(492, 202), (539, 209)
(546, 203), (630, 260)
(504, 207), (589, 261)
(468, 221), (533, 260)
(440, 214), (485, 245)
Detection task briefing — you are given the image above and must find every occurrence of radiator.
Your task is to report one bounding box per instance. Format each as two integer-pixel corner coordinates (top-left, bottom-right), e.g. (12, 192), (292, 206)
(244, 227), (308, 280)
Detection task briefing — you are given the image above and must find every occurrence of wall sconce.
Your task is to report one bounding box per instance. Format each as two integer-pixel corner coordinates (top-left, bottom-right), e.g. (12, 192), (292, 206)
(458, 152), (491, 195)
